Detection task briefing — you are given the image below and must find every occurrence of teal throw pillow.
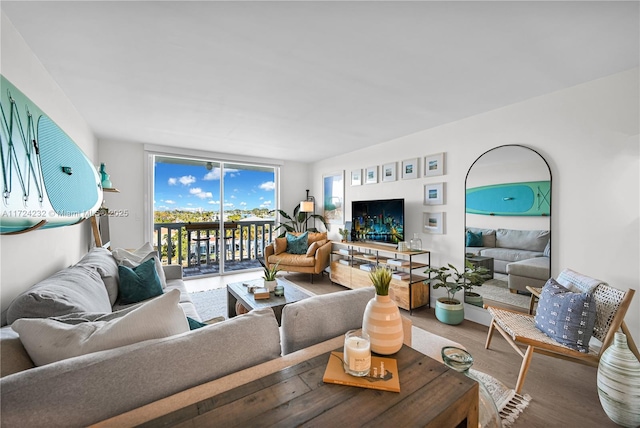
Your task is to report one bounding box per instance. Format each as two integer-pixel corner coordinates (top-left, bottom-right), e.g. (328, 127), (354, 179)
(534, 278), (597, 353)
(117, 257), (163, 304)
(466, 231), (483, 247)
(286, 232), (308, 255)
(187, 317), (208, 330)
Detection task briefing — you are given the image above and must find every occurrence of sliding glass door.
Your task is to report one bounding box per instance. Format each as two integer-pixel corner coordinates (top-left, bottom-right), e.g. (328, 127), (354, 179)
(152, 155), (276, 277)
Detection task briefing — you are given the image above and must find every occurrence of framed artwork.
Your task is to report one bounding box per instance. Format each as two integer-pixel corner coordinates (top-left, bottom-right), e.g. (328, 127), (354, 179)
(423, 212), (445, 234)
(401, 158), (419, 180)
(351, 169), (362, 186)
(424, 182), (444, 205)
(365, 166), (378, 184)
(323, 171), (344, 224)
(382, 162), (397, 182)
(424, 152), (445, 177)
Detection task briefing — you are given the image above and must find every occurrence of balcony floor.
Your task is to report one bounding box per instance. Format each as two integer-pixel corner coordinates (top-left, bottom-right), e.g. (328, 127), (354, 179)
(182, 259), (262, 278)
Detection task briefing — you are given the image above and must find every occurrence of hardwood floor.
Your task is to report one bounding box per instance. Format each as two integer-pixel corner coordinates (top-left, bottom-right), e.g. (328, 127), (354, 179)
(283, 272), (618, 428)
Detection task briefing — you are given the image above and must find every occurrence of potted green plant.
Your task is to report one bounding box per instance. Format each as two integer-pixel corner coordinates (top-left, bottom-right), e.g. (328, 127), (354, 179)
(423, 261), (488, 325)
(338, 228), (350, 242)
(461, 261), (490, 307)
(259, 259), (280, 292)
(362, 266), (403, 355)
(270, 205), (328, 237)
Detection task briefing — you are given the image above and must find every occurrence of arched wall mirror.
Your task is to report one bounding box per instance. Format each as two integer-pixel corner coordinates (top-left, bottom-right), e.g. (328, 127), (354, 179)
(465, 145), (551, 309)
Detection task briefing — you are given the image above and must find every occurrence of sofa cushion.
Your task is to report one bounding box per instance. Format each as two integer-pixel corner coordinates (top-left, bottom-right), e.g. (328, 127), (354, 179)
(112, 243), (167, 288)
(6, 265), (112, 325)
(76, 247), (120, 305)
(480, 247), (543, 263)
(466, 230), (483, 247)
(273, 237), (287, 255)
(506, 257), (550, 281)
(534, 278), (597, 353)
(306, 241), (319, 257)
(307, 232), (328, 245)
(286, 231), (308, 254)
(0, 326), (34, 377)
(543, 240), (551, 257)
(467, 227), (496, 247)
(118, 257), (164, 304)
(496, 229), (550, 252)
(268, 253), (315, 267)
(281, 287), (375, 354)
(12, 289), (189, 366)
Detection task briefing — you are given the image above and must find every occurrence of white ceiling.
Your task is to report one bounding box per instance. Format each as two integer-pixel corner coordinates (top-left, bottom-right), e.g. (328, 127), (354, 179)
(2, 1), (638, 162)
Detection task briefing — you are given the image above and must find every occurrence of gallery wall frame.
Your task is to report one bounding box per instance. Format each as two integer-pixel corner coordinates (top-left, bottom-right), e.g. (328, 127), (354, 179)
(424, 152), (445, 177)
(424, 182), (444, 205)
(323, 171), (344, 224)
(401, 158), (419, 180)
(351, 169), (362, 186)
(382, 162), (397, 182)
(423, 212), (445, 234)
(365, 166), (378, 184)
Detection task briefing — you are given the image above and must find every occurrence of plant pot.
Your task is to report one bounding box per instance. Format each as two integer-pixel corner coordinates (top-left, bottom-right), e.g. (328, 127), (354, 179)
(264, 279), (277, 292)
(362, 294), (403, 355)
(435, 297), (464, 325)
(597, 332), (640, 427)
(464, 292), (483, 307)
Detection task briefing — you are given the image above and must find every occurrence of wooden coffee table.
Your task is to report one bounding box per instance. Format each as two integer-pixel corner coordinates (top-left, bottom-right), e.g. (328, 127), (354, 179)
(227, 277), (314, 325)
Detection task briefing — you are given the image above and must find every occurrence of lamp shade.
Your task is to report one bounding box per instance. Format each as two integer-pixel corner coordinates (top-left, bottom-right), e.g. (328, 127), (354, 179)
(300, 200), (314, 213)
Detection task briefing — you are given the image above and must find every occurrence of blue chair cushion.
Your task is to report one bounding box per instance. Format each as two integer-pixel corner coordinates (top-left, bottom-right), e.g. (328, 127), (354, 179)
(286, 232), (309, 255)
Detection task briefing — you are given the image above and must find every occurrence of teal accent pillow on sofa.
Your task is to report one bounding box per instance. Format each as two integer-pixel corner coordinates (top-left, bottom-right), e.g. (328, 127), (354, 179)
(286, 232), (308, 255)
(534, 278), (597, 353)
(118, 257), (163, 304)
(466, 230), (483, 247)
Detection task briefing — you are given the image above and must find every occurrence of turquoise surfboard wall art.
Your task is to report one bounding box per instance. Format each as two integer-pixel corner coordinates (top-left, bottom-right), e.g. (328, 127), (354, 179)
(0, 75), (102, 234)
(466, 181), (550, 216)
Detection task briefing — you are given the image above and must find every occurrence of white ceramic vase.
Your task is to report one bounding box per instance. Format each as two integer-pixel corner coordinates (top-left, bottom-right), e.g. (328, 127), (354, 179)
(362, 294), (403, 355)
(597, 332), (640, 427)
(264, 279), (277, 292)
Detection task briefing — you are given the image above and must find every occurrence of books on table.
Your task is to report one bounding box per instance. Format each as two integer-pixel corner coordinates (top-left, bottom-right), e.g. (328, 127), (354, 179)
(322, 351), (400, 393)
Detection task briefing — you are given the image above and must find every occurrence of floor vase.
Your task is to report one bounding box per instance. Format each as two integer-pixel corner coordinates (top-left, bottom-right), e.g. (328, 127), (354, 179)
(597, 332), (640, 428)
(362, 294), (403, 355)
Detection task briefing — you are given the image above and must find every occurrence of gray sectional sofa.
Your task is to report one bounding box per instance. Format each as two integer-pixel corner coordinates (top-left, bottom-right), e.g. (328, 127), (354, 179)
(0, 247), (381, 427)
(466, 227), (550, 292)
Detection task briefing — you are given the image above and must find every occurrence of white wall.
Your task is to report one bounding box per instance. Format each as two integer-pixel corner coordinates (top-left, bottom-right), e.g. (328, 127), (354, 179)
(0, 14), (98, 324)
(312, 69), (640, 340)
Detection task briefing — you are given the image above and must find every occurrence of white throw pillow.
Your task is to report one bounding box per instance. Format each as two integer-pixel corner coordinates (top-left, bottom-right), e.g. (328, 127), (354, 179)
(13, 289), (189, 366)
(112, 242), (167, 288)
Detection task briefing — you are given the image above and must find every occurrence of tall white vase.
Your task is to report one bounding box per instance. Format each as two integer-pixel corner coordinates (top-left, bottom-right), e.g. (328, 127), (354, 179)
(362, 294), (403, 355)
(597, 332), (640, 427)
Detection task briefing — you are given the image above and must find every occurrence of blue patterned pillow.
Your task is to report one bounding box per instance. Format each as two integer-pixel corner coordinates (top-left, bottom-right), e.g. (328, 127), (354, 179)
(286, 232), (308, 255)
(534, 278), (596, 352)
(466, 231), (483, 247)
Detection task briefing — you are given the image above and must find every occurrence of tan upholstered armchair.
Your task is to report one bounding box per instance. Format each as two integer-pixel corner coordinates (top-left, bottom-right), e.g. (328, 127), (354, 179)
(264, 232), (331, 282)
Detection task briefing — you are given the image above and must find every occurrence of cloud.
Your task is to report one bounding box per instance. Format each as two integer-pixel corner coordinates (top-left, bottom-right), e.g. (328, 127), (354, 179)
(240, 201), (247, 206)
(224, 203), (234, 207)
(189, 188), (202, 195)
(178, 175), (196, 186)
(188, 187), (213, 199)
(260, 200), (272, 207)
(259, 181), (275, 191)
(168, 178), (177, 185)
(165, 200), (176, 204)
(203, 167), (239, 181)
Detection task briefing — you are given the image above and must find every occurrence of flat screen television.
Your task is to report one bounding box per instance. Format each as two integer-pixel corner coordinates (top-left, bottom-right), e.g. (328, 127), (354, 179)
(351, 198), (404, 245)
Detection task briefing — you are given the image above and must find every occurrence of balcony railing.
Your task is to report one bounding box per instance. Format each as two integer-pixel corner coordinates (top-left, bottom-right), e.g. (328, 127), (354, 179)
(153, 220), (275, 278)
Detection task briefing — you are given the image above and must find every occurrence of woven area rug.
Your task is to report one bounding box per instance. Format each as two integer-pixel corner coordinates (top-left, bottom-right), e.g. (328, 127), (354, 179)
(473, 277), (531, 310)
(189, 288), (228, 322)
(470, 368), (531, 427)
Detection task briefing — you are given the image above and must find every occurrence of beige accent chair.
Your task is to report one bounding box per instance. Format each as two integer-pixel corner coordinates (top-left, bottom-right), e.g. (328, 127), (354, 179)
(264, 232), (331, 282)
(485, 269), (636, 394)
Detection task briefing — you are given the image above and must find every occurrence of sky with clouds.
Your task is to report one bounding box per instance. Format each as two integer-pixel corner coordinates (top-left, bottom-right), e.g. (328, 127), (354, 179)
(154, 161), (275, 212)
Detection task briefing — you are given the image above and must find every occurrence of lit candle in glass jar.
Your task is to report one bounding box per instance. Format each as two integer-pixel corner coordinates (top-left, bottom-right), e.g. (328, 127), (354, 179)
(343, 330), (371, 377)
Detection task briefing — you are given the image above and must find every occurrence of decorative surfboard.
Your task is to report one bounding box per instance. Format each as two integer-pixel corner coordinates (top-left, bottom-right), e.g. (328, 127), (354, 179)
(466, 181), (550, 216)
(0, 75), (102, 234)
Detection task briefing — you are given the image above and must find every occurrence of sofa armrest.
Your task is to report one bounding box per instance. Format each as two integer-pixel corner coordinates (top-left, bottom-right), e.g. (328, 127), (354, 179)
(313, 241), (332, 273)
(264, 242), (275, 265)
(162, 264), (183, 280)
(0, 308), (281, 427)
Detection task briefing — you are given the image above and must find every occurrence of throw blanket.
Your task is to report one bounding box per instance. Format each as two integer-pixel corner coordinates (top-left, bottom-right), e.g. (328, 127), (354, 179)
(557, 268), (606, 294)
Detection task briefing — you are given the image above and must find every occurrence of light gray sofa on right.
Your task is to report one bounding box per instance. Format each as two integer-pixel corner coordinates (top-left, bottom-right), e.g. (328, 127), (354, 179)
(466, 227), (550, 292)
